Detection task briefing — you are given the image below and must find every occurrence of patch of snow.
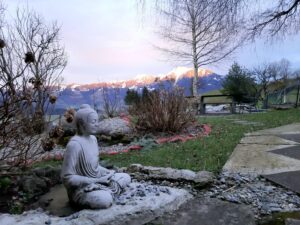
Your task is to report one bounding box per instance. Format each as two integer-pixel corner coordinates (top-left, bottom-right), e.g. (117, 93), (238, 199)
(148, 87), (156, 91)
(69, 84), (80, 89)
(59, 84), (67, 90)
(168, 67), (191, 76)
(167, 67), (192, 83)
(129, 86), (138, 90)
(206, 104), (228, 112)
(134, 74), (155, 83)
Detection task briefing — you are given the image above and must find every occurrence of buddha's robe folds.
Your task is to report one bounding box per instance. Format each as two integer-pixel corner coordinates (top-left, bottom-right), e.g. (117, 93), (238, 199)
(61, 135), (131, 209)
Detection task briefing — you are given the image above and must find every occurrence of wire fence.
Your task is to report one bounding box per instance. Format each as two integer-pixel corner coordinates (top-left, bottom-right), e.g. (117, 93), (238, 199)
(267, 83), (300, 107)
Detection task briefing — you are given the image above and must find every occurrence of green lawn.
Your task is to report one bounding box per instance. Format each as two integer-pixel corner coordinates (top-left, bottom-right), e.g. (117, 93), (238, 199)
(102, 108), (300, 173)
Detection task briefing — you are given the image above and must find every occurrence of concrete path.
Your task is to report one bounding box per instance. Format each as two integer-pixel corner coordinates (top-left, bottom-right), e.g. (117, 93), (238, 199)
(287, 219), (300, 225)
(223, 122), (300, 195)
(223, 123), (300, 176)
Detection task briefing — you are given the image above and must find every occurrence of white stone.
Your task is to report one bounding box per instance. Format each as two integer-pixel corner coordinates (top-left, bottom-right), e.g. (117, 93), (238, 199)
(0, 187), (192, 225)
(127, 164), (214, 185)
(98, 117), (132, 137)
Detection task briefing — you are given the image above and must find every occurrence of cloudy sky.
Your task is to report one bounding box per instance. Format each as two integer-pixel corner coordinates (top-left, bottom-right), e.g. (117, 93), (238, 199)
(6, 0), (300, 84)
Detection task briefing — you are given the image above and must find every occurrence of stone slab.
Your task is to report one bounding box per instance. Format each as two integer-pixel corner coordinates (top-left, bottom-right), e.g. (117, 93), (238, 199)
(263, 170), (300, 194)
(150, 197), (255, 225)
(127, 164), (214, 186)
(271, 146), (300, 160)
(223, 144), (300, 175)
(240, 136), (299, 145)
(277, 134), (300, 144)
(0, 185), (192, 225)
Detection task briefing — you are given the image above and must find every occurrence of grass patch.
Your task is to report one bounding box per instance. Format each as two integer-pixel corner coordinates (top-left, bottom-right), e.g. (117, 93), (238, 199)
(102, 108), (300, 173)
(236, 108), (300, 127)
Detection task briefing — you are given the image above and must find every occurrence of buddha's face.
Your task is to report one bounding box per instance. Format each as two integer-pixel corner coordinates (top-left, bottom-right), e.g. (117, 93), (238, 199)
(82, 112), (98, 135)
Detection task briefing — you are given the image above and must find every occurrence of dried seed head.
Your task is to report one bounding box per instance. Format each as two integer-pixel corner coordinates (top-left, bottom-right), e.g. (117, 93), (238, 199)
(25, 52), (35, 64)
(41, 138), (56, 152)
(64, 108), (76, 123)
(49, 125), (64, 138)
(49, 95), (57, 104)
(0, 39), (6, 48)
(33, 78), (43, 88)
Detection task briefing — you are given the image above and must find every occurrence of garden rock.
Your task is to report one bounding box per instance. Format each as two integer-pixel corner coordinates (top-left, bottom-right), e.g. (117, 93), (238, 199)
(20, 175), (48, 196)
(98, 117), (132, 138)
(127, 164), (214, 186)
(0, 183), (192, 225)
(32, 165), (62, 184)
(151, 197), (255, 225)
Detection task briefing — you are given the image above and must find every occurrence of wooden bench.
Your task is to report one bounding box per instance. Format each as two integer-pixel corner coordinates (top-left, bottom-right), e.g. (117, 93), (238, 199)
(199, 95), (235, 114)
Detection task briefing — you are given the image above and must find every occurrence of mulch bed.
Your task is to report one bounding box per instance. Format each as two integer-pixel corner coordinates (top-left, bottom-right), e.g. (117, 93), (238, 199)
(3, 121), (212, 165)
(100, 123), (212, 155)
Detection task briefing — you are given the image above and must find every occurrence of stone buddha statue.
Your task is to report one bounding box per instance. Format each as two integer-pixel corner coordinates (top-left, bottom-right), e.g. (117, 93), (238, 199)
(61, 104), (131, 209)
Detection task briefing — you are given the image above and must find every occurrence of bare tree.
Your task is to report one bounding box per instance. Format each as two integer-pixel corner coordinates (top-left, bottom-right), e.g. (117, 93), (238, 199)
(293, 69), (300, 107)
(268, 59), (291, 103)
(0, 6), (67, 169)
(248, 0), (300, 38)
(278, 58), (291, 79)
(142, 0), (244, 96)
(14, 9), (67, 115)
(266, 59), (292, 83)
(254, 59), (293, 105)
(100, 87), (121, 118)
(252, 63), (273, 108)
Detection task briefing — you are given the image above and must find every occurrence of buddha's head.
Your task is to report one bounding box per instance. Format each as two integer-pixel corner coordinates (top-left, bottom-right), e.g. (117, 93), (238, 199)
(75, 104), (98, 135)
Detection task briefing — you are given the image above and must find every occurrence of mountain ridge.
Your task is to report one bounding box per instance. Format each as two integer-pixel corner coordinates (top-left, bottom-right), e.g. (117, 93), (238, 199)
(54, 67), (224, 112)
(64, 67), (214, 90)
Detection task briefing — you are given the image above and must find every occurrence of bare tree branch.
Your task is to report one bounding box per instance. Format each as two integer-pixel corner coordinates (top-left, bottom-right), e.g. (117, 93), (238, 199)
(0, 5), (67, 169)
(247, 0), (300, 38)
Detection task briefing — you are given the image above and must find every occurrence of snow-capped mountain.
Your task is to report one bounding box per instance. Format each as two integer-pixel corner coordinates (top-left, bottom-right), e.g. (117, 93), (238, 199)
(62, 67), (213, 90)
(54, 67), (224, 113)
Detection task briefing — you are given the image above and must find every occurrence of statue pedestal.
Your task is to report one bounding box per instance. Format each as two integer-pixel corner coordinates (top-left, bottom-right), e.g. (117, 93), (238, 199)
(4, 183), (192, 225)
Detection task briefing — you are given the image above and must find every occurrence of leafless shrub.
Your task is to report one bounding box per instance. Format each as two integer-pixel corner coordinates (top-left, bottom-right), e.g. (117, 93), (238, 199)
(0, 6), (67, 169)
(129, 88), (194, 133)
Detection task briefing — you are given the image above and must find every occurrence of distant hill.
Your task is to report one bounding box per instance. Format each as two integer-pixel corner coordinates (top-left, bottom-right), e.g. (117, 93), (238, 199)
(53, 67), (224, 113)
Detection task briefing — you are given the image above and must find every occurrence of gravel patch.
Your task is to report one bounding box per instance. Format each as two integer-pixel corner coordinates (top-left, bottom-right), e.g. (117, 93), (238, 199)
(200, 171), (300, 218)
